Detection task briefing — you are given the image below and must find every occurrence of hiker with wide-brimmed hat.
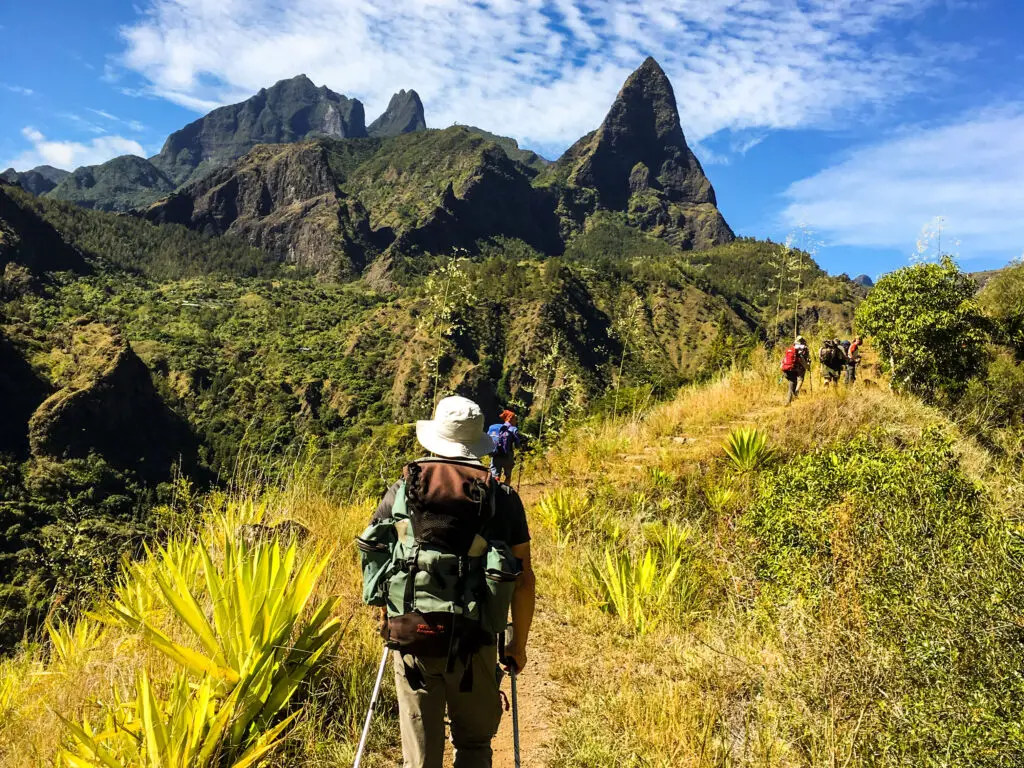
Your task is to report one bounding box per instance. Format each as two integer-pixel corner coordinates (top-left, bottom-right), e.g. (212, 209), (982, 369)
(356, 396), (535, 768)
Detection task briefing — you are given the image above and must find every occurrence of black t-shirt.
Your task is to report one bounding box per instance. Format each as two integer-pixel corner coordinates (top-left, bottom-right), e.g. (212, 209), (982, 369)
(372, 462), (530, 547)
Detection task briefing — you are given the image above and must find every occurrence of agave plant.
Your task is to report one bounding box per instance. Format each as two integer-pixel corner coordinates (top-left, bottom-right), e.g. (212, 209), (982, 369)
(75, 526), (342, 766)
(60, 671), (295, 768)
(536, 489), (589, 545)
(591, 547), (682, 636)
(704, 484), (737, 516)
(722, 427), (774, 473)
(46, 618), (105, 668)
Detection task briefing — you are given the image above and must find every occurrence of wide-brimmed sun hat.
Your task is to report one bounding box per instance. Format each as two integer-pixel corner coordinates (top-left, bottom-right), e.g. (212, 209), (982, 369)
(416, 396), (496, 459)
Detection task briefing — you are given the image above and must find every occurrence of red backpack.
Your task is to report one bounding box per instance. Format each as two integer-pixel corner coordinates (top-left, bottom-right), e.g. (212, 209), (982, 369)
(781, 345), (799, 372)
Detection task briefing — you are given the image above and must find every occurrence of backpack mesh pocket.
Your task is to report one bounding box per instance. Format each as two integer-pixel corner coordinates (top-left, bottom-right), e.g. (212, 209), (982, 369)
(356, 518), (397, 607)
(481, 540), (521, 634)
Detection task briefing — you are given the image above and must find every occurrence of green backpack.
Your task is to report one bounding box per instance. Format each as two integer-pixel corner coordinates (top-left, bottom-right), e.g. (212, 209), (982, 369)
(357, 459), (521, 661)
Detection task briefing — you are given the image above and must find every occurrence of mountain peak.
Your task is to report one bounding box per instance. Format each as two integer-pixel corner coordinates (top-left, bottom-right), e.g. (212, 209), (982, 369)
(368, 89), (427, 137)
(1, 165), (70, 196)
(551, 57), (732, 250)
(569, 56), (712, 209)
(150, 75), (367, 186)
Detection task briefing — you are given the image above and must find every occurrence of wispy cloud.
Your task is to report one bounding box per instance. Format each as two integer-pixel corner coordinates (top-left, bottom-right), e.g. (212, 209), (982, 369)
(3, 84), (34, 96)
(119, 84), (224, 113)
(117, 0), (953, 155)
(6, 126), (146, 171)
(782, 107), (1024, 257)
(86, 107), (147, 133)
(87, 108), (119, 121)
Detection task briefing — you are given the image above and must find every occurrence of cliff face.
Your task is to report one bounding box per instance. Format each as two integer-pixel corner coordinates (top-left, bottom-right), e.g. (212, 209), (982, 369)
(151, 75), (368, 186)
(547, 57), (734, 249)
(145, 142), (378, 278)
(27, 323), (198, 481)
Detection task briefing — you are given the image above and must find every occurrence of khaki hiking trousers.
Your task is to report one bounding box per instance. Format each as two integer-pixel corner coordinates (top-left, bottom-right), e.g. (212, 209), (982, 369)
(394, 645), (503, 768)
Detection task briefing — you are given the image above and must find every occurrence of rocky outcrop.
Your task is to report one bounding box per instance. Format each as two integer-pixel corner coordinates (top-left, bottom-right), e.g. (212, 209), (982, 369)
(145, 142), (378, 277)
(151, 74), (367, 186)
(368, 90), (427, 137)
(47, 155), (173, 212)
(548, 57), (734, 250)
(27, 323), (198, 481)
(1, 165), (69, 196)
(852, 274), (874, 288)
(0, 185), (88, 273)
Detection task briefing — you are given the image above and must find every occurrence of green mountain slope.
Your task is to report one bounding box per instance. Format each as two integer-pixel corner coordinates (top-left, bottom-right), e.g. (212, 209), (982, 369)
(1, 165), (69, 195)
(47, 155), (174, 212)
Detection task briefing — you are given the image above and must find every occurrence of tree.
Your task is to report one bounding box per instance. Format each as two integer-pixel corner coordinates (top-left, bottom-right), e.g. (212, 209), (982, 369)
(978, 258), (1024, 360)
(856, 256), (990, 401)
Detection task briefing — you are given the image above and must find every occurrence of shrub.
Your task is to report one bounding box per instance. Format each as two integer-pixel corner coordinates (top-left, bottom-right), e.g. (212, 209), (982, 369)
(856, 256), (990, 401)
(743, 428), (1024, 764)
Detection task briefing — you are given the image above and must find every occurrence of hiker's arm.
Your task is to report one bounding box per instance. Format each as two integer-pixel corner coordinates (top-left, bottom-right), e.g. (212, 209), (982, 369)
(506, 541), (535, 673)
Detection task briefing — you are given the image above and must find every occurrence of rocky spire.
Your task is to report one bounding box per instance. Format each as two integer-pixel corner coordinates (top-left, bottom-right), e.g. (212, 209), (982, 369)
(368, 89), (427, 137)
(553, 57), (733, 250)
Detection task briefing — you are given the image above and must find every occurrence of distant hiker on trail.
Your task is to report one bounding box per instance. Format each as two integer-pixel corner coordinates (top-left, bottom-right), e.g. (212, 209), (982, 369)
(780, 337), (807, 405)
(819, 338), (846, 389)
(794, 335), (811, 396)
(487, 409), (522, 485)
(358, 396), (535, 768)
(846, 336), (863, 385)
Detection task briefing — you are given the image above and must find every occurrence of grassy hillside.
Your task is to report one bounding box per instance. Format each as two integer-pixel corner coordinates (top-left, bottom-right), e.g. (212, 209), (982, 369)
(2, 346), (1022, 766)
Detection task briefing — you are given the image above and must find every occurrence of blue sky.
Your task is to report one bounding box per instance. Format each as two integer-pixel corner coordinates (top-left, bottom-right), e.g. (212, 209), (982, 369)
(1, 0), (1022, 278)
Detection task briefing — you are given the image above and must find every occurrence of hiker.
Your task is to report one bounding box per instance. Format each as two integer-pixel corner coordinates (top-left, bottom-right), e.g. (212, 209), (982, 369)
(819, 338), (846, 389)
(361, 396), (535, 768)
(780, 337), (807, 405)
(487, 409), (522, 485)
(794, 335), (811, 396)
(846, 335), (863, 385)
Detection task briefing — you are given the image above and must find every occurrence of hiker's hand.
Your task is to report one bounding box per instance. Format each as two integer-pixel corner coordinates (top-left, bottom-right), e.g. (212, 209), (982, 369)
(502, 643), (527, 673)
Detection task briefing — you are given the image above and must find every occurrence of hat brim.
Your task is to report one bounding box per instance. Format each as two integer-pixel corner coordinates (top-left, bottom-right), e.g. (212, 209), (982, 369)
(415, 420), (495, 460)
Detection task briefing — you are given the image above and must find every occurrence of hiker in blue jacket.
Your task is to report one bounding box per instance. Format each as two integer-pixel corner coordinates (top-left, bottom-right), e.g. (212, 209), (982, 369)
(487, 409), (522, 485)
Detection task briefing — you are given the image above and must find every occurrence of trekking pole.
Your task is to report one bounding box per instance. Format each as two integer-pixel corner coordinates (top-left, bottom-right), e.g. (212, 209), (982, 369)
(353, 647), (390, 768)
(499, 624), (522, 768)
